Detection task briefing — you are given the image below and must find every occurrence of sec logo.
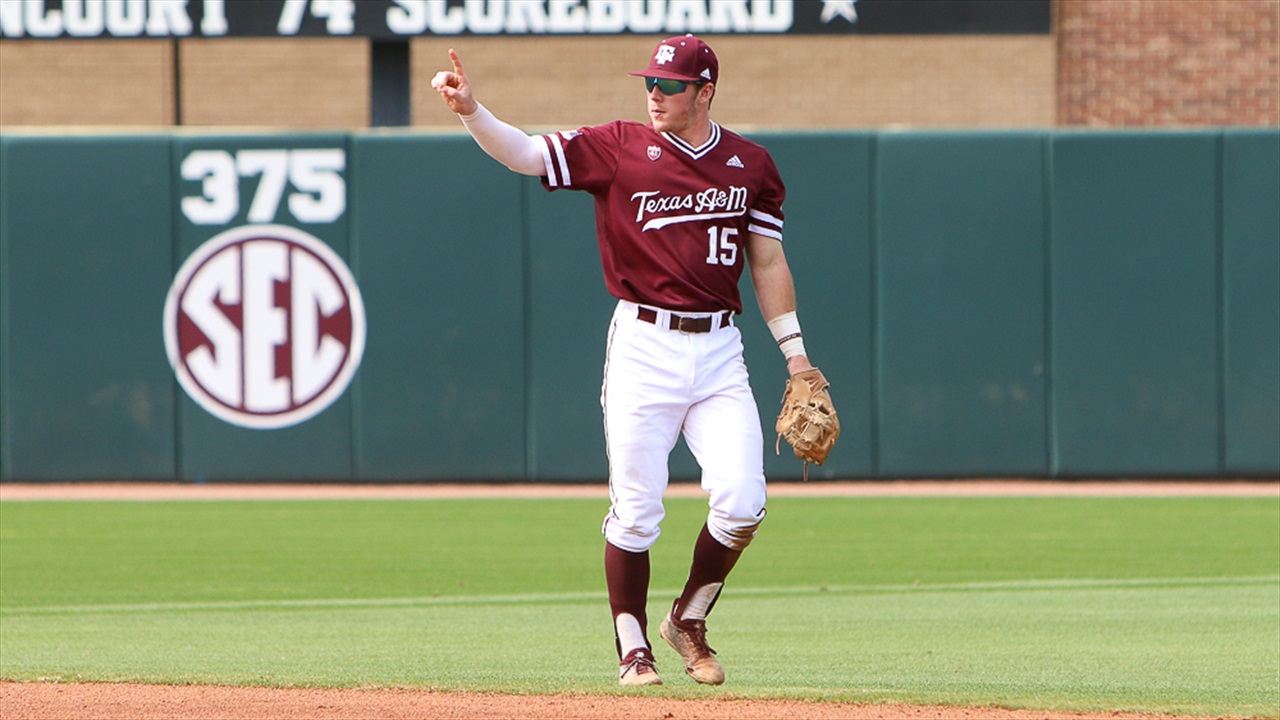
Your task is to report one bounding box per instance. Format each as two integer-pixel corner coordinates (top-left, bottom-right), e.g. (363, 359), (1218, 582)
(164, 225), (366, 430)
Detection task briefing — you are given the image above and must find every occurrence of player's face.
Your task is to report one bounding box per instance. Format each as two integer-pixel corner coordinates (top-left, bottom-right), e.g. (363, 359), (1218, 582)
(646, 79), (709, 136)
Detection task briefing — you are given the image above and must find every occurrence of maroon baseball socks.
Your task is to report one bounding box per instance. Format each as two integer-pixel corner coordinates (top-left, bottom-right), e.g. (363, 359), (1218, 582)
(655, 523), (738, 685)
(607, 525), (743, 684)
(606, 524), (742, 655)
(606, 542), (665, 684)
(605, 542), (652, 658)
(671, 523), (742, 622)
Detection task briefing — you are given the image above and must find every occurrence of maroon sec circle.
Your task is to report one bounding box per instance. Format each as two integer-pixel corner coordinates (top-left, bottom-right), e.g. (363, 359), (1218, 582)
(164, 224), (366, 429)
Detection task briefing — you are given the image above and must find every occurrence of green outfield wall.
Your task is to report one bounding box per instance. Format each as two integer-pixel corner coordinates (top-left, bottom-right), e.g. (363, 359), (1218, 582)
(1, 129), (1276, 482)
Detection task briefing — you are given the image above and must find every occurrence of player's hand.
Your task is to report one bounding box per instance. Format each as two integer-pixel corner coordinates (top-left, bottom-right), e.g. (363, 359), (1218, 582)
(431, 48), (478, 116)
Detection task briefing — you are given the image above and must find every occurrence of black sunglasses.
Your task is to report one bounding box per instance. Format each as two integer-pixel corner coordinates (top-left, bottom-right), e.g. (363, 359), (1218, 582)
(645, 77), (704, 95)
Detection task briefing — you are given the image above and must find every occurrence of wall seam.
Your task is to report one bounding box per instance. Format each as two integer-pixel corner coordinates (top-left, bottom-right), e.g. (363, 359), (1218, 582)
(521, 176), (535, 480)
(168, 137), (185, 482)
(867, 135), (882, 478)
(1043, 133), (1059, 478)
(0, 139), (10, 480)
(345, 134), (363, 481)
(1214, 131), (1228, 474)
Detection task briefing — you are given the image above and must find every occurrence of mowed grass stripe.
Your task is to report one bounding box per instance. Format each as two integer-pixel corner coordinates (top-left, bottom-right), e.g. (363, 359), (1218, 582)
(3, 497), (1276, 608)
(3, 575), (1276, 616)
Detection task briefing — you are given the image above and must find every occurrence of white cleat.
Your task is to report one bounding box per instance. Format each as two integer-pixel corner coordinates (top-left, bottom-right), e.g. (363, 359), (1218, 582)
(660, 611), (725, 685)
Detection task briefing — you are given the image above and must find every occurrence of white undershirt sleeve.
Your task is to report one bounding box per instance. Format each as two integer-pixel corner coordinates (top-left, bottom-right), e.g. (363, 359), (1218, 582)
(459, 103), (548, 177)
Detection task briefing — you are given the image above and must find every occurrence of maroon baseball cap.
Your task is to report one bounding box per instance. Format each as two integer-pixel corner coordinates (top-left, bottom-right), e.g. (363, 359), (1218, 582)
(628, 34), (718, 85)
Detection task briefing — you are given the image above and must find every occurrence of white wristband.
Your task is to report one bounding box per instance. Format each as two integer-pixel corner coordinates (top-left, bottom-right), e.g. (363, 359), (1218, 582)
(767, 311), (807, 360)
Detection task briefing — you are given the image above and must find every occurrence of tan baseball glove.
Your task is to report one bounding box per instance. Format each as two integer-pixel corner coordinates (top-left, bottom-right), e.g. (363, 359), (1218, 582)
(775, 368), (840, 480)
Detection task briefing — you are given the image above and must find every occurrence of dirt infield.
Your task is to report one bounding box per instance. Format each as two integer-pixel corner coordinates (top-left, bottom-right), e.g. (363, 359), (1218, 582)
(0, 681), (1226, 720)
(2, 479), (1274, 719)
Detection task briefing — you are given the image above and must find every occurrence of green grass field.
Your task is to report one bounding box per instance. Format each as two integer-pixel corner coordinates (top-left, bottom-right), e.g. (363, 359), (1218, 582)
(1, 494), (1277, 717)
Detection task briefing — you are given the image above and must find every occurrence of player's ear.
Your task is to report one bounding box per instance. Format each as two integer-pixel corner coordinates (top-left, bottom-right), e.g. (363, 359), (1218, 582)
(700, 82), (716, 109)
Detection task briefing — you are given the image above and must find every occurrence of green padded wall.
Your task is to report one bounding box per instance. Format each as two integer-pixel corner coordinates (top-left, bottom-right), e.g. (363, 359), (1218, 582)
(1050, 132), (1220, 475)
(0, 137), (9, 479)
(525, 176), (615, 480)
(875, 133), (1049, 476)
(171, 134), (355, 481)
(1, 136), (176, 480)
(350, 136), (526, 480)
(1, 130), (1275, 483)
(745, 133), (874, 480)
(1222, 129), (1280, 473)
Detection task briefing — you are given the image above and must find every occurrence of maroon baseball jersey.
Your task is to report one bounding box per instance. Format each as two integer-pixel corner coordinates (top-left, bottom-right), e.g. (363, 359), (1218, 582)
(537, 121), (785, 314)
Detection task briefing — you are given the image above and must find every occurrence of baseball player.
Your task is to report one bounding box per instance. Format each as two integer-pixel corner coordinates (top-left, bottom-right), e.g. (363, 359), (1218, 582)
(433, 35), (822, 686)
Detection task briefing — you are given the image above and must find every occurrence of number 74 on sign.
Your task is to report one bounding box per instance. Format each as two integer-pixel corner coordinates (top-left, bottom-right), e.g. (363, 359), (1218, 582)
(277, 0), (356, 35)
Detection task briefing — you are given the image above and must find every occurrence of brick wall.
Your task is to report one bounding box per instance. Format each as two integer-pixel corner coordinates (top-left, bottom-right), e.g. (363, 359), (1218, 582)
(0, 38), (367, 128)
(411, 35), (1057, 130)
(0, 34), (1056, 131)
(1058, 0), (1279, 126)
(179, 38), (369, 128)
(0, 40), (173, 126)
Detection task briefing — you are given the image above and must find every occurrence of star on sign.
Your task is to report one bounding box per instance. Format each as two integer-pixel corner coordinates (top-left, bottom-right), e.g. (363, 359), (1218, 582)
(820, 0), (858, 24)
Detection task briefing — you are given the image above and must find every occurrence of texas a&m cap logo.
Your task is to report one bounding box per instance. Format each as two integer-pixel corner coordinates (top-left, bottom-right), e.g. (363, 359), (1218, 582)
(628, 34), (719, 85)
(164, 225), (366, 429)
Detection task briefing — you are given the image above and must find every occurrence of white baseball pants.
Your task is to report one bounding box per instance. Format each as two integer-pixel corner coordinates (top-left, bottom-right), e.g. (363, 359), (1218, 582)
(601, 299), (767, 553)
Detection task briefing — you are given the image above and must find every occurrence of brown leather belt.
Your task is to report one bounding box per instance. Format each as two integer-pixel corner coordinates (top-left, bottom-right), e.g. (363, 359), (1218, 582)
(637, 306), (730, 333)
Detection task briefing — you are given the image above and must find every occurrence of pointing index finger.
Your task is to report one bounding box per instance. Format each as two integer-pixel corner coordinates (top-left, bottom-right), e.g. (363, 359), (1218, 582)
(448, 48), (465, 78)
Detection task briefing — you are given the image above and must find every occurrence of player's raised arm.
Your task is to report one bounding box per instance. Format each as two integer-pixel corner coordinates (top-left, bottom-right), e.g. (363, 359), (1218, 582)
(432, 49), (546, 177)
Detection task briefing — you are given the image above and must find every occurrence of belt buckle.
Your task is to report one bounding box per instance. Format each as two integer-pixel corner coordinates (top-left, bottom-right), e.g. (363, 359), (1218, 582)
(674, 314), (707, 333)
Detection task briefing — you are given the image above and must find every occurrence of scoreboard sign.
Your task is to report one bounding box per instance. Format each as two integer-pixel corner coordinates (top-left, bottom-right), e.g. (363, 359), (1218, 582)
(0, 0), (1052, 39)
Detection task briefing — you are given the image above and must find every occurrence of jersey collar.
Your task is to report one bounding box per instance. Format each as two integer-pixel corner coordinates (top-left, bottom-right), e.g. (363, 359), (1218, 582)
(661, 122), (721, 160)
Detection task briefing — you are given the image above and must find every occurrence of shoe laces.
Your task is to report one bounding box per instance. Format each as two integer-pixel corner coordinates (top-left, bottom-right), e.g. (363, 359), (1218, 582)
(672, 616), (717, 657)
(620, 648), (657, 676)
